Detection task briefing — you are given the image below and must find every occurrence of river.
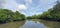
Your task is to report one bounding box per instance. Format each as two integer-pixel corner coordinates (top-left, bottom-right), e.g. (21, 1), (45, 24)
(0, 19), (60, 28)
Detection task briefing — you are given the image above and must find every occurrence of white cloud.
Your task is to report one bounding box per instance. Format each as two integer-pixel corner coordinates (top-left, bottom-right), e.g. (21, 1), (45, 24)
(29, 11), (42, 16)
(25, 0), (32, 8)
(0, 0), (57, 16)
(0, 0), (5, 8)
(18, 4), (27, 10)
(19, 11), (27, 16)
(25, 0), (32, 4)
(1, 0), (27, 12)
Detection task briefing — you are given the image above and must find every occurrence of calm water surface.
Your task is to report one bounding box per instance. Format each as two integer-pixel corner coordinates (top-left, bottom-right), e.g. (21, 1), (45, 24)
(0, 19), (60, 28)
(20, 20), (47, 28)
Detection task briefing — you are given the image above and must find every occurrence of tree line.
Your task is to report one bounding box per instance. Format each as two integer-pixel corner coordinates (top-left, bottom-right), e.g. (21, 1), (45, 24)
(0, 1), (60, 23)
(0, 9), (26, 23)
(27, 1), (60, 21)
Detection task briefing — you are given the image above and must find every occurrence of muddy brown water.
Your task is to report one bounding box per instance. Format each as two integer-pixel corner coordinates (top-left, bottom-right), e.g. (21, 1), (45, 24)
(0, 19), (60, 28)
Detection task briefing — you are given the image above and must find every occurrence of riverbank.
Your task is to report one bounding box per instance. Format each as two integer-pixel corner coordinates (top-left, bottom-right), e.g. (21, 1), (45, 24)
(0, 18), (60, 24)
(0, 19), (60, 28)
(0, 19), (25, 24)
(0, 21), (25, 28)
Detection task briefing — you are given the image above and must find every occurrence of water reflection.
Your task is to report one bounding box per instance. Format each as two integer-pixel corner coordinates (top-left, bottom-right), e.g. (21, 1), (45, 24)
(39, 20), (60, 28)
(20, 20), (48, 28)
(20, 19), (60, 28)
(0, 19), (60, 28)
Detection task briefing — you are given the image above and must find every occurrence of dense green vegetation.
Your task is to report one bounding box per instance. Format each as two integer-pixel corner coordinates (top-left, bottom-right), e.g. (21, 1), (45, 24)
(27, 1), (60, 21)
(0, 1), (60, 24)
(0, 9), (26, 23)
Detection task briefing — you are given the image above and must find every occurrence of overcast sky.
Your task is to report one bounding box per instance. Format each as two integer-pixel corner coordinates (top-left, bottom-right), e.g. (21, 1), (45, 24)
(0, 0), (57, 16)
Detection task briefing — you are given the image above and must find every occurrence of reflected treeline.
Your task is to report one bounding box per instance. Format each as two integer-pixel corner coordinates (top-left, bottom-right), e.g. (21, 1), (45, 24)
(0, 1), (60, 25)
(20, 20), (48, 28)
(34, 19), (60, 28)
(26, 19), (60, 28)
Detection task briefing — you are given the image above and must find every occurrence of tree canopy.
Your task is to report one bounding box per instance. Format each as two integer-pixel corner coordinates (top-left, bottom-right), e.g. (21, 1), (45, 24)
(0, 9), (26, 23)
(27, 1), (60, 21)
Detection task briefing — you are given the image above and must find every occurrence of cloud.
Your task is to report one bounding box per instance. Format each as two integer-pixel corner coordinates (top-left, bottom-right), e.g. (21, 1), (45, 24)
(0, 0), (28, 12)
(0, 0), (5, 8)
(58, 0), (60, 3)
(17, 0), (57, 16)
(25, 0), (32, 3)
(30, 12), (43, 15)
(0, 0), (57, 16)
(25, 0), (32, 8)
(18, 4), (27, 10)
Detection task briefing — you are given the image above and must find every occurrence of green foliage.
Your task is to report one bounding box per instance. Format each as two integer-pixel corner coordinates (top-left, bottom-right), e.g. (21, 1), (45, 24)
(0, 9), (26, 23)
(39, 2), (60, 21)
(0, 1), (60, 23)
(27, 1), (60, 21)
(27, 15), (38, 19)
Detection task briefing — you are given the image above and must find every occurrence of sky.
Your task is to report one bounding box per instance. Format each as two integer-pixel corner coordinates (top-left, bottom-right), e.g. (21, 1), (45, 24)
(0, 0), (57, 16)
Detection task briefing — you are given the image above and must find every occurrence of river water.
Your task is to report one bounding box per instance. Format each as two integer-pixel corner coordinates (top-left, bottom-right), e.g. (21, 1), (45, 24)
(0, 19), (60, 28)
